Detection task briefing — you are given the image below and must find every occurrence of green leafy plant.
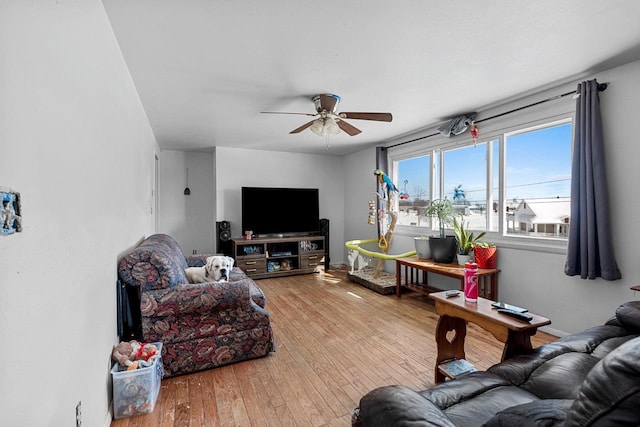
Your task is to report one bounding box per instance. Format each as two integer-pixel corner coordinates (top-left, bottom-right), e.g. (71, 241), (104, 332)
(452, 216), (486, 255)
(473, 241), (498, 269)
(426, 199), (454, 238)
(473, 241), (496, 248)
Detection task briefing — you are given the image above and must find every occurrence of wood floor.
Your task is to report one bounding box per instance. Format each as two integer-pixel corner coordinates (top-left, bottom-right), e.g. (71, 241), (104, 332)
(111, 267), (556, 427)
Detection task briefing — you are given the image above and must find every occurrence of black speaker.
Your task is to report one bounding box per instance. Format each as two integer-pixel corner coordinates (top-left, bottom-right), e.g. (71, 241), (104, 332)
(117, 280), (142, 341)
(319, 218), (330, 271)
(216, 220), (232, 256)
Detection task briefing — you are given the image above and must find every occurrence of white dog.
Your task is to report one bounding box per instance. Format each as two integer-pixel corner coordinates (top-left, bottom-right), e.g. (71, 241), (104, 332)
(185, 256), (235, 284)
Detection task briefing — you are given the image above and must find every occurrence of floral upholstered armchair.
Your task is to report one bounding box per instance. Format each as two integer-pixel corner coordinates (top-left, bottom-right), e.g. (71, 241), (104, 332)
(117, 234), (274, 377)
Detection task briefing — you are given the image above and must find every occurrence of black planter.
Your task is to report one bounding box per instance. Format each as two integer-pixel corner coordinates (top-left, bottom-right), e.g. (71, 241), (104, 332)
(429, 236), (457, 264)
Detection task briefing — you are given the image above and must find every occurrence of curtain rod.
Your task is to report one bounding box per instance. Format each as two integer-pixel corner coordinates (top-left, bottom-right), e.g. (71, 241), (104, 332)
(382, 82), (608, 151)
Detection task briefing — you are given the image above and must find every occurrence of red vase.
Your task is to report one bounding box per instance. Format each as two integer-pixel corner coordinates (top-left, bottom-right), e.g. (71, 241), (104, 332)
(474, 246), (497, 269)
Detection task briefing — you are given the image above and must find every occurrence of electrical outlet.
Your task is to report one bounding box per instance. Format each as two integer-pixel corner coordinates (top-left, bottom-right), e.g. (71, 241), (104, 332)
(76, 401), (82, 427)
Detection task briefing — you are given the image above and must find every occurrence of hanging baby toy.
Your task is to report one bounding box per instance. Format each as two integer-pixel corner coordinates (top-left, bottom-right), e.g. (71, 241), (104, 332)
(470, 121), (479, 147)
(399, 179), (410, 200)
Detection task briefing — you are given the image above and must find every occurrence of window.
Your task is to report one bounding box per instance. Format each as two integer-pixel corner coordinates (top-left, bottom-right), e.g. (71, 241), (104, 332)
(442, 142), (489, 232)
(504, 122), (572, 238)
(395, 154), (433, 227)
(390, 118), (572, 243)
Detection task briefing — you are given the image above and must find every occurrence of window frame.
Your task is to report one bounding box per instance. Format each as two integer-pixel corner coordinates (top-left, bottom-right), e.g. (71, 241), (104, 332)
(387, 110), (574, 254)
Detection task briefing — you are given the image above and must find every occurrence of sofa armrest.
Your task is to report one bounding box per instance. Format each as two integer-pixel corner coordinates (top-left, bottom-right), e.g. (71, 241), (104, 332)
(352, 385), (457, 427)
(118, 246), (189, 291)
(489, 325), (631, 384)
(141, 278), (254, 318)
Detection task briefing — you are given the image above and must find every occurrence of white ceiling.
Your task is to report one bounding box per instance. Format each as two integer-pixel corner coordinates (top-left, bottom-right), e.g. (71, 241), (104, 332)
(103, 0), (640, 156)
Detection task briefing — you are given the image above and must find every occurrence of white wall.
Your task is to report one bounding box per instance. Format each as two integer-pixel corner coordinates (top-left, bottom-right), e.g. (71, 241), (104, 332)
(0, 2), (157, 426)
(214, 146), (346, 265)
(158, 150), (215, 254)
(344, 59), (640, 336)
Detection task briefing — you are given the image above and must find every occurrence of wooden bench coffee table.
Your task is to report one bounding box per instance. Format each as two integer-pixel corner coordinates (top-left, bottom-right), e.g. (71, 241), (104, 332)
(396, 256), (500, 301)
(430, 290), (551, 383)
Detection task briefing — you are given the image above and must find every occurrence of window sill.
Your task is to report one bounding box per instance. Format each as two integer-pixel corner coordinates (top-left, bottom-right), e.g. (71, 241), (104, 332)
(394, 225), (567, 255)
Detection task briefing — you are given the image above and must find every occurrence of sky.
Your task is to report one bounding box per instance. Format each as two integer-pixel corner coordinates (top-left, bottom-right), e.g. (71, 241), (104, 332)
(397, 123), (572, 206)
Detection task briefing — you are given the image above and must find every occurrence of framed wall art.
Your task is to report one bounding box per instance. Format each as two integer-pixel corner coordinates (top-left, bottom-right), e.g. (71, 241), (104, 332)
(1, 189), (22, 235)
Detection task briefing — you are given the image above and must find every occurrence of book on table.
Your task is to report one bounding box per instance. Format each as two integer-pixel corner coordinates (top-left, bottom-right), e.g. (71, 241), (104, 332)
(438, 358), (477, 379)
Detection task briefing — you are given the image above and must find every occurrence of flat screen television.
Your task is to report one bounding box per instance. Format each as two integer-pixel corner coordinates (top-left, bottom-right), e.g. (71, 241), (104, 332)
(241, 187), (320, 236)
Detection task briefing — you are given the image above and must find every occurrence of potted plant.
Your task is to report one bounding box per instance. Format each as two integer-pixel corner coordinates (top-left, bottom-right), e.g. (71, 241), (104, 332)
(426, 198), (454, 238)
(414, 236), (431, 260)
(426, 199), (457, 263)
(452, 216), (486, 265)
(473, 241), (498, 269)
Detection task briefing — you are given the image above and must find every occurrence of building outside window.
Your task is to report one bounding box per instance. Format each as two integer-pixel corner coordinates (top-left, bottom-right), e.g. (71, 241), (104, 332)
(505, 122), (572, 238)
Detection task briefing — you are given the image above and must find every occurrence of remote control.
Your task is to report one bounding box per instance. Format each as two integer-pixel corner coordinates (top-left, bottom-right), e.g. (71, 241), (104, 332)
(497, 308), (533, 322)
(445, 290), (460, 297)
(491, 301), (528, 313)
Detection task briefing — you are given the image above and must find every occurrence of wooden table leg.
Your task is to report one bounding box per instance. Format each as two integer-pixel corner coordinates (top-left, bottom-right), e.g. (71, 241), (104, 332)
(502, 328), (537, 361)
(492, 274), (498, 301)
(396, 262), (402, 297)
(434, 315), (467, 383)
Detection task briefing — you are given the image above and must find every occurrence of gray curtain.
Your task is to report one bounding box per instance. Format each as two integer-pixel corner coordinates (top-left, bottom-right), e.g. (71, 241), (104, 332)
(564, 80), (621, 280)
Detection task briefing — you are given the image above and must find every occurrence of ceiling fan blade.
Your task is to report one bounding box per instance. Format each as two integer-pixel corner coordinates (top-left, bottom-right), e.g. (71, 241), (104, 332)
(318, 94), (339, 112)
(289, 120), (316, 134)
(336, 119), (362, 136)
(339, 112), (393, 122)
(261, 111), (317, 117)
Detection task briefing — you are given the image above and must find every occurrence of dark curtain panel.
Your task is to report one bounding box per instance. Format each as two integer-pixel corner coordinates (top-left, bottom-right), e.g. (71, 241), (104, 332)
(564, 80), (621, 280)
(376, 147), (388, 239)
(376, 146), (388, 172)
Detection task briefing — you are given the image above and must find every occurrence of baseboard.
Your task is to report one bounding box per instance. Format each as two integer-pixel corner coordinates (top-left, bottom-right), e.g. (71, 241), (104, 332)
(541, 325), (568, 338)
(103, 407), (112, 427)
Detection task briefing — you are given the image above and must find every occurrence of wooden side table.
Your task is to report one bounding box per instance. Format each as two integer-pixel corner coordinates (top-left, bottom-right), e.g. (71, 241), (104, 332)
(396, 256), (500, 301)
(429, 291), (551, 384)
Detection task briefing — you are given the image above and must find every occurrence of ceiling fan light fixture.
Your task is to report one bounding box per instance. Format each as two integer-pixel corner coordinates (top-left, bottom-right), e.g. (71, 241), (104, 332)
(309, 119), (325, 136)
(325, 117), (341, 135)
(309, 117), (341, 137)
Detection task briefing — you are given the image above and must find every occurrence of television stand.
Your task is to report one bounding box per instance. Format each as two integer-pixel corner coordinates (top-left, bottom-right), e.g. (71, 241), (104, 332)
(232, 235), (325, 279)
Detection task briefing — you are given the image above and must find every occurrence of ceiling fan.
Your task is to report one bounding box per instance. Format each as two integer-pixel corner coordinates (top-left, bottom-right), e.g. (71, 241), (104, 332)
(261, 94), (393, 136)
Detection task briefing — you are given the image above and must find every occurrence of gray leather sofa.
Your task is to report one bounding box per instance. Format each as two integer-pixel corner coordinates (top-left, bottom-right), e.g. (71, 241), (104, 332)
(352, 301), (640, 427)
